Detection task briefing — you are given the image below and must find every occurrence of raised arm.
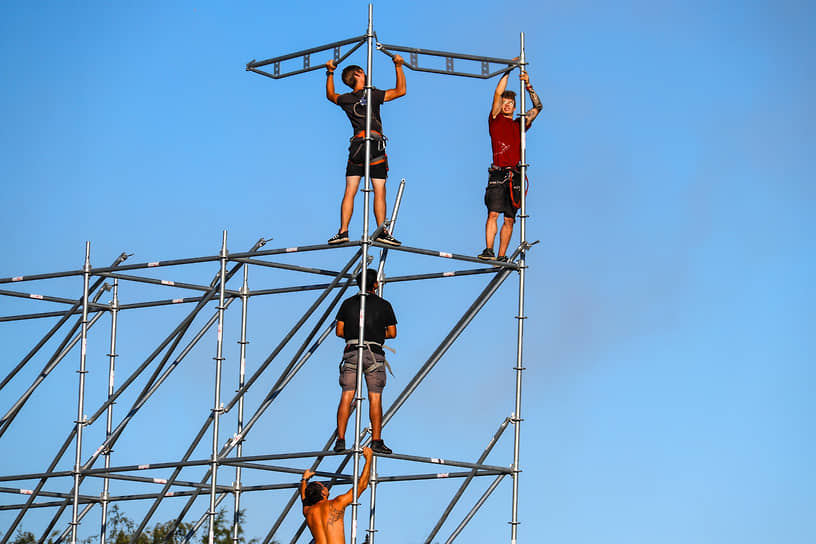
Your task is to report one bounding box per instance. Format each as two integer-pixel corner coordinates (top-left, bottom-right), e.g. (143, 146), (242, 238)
(384, 55), (406, 102)
(300, 469), (315, 502)
(491, 70), (511, 119)
(520, 71), (542, 127)
(334, 447), (374, 508)
(325, 60), (339, 104)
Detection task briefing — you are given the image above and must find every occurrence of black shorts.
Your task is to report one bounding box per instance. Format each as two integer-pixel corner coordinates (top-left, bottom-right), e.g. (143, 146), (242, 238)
(346, 136), (389, 178)
(346, 156), (389, 179)
(484, 169), (519, 218)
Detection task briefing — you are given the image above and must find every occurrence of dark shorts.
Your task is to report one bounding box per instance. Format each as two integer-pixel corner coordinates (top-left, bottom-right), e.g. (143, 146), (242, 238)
(346, 137), (389, 178)
(339, 349), (387, 394)
(484, 169), (519, 218)
(346, 156), (389, 178)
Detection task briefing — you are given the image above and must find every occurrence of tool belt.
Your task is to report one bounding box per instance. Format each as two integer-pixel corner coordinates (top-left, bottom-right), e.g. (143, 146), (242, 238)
(341, 341), (394, 376)
(348, 130), (387, 165)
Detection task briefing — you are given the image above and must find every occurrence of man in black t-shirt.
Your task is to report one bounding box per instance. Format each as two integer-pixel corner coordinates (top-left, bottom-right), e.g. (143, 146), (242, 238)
(334, 269), (397, 455)
(324, 55), (406, 247)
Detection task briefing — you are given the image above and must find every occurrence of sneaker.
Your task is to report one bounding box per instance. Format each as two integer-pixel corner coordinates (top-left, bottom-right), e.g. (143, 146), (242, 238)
(333, 438), (346, 452)
(328, 231), (349, 245)
(376, 231), (402, 247)
(370, 439), (392, 455)
(477, 248), (495, 260)
(495, 255), (509, 263)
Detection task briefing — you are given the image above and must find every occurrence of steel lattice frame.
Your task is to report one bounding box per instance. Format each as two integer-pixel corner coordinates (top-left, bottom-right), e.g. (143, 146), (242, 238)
(1, 6), (532, 544)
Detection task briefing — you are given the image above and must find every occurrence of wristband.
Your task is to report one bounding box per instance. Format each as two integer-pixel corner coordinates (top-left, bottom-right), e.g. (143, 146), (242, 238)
(326, 71), (334, 76)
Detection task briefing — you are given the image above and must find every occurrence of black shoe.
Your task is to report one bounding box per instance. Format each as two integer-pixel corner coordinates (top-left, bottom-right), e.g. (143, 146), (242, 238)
(328, 231), (349, 245)
(333, 438), (346, 452)
(478, 248), (495, 260)
(495, 255), (508, 263)
(376, 231), (402, 247)
(370, 439), (392, 455)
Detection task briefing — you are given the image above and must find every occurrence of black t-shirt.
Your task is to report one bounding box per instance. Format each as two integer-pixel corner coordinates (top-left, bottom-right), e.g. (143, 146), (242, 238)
(336, 293), (397, 348)
(336, 88), (386, 134)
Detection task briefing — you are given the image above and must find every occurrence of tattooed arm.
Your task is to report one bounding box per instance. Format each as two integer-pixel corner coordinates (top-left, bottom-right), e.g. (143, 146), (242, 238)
(520, 72), (542, 127)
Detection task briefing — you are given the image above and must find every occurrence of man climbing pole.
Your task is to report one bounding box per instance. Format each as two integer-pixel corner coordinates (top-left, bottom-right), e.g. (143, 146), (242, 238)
(324, 54), (406, 247)
(334, 269), (396, 455)
(478, 67), (542, 262)
(301, 446), (374, 544)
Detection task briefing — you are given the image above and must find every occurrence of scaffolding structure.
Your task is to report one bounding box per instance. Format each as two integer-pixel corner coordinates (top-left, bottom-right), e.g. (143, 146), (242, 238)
(1, 6), (533, 544)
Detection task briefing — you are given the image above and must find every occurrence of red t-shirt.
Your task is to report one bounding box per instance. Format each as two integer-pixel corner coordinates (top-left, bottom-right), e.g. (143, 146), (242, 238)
(488, 113), (525, 167)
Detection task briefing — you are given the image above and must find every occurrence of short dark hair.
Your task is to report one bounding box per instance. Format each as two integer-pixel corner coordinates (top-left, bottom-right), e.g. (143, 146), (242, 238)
(303, 482), (325, 506)
(356, 269), (378, 292)
(341, 65), (363, 88)
(501, 90), (516, 102)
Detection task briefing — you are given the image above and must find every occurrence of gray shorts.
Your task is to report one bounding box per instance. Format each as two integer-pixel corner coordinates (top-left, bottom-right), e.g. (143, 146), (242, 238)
(339, 350), (387, 394)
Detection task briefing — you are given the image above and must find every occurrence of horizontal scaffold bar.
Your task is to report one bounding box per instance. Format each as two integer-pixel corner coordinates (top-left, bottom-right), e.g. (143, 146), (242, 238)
(246, 35), (366, 80)
(0, 469), (504, 512)
(377, 42), (519, 79)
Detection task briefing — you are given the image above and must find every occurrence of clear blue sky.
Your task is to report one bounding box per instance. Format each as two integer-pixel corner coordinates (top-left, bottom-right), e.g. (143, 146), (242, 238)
(1, 1), (813, 543)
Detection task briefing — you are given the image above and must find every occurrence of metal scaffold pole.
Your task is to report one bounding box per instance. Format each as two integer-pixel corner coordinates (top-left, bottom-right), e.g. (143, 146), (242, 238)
(351, 5), (375, 544)
(100, 278), (119, 544)
(367, 179), (404, 544)
(209, 231), (229, 544)
(232, 262), (250, 544)
(70, 242), (91, 544)
(510, 31), (529, 544)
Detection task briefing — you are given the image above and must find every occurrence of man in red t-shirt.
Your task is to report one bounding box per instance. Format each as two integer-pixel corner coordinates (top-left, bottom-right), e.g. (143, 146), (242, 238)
(478, 69), (542, 262)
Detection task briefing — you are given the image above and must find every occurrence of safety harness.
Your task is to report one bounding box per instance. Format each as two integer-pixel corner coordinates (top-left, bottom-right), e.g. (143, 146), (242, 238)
(488, 164), (529, 210)
(341, 340), (395, 376)
(348, 130), (388, 166)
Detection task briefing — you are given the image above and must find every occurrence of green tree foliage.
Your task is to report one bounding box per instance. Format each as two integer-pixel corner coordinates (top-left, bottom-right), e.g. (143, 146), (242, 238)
(10, 531), (36, 544)
(106, 505), (261, 544)
(11, 507), (267, 544)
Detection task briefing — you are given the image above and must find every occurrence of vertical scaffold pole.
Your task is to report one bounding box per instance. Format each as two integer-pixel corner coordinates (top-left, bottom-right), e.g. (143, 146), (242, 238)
(70, 241), (91, 544)
(510, 32), (528, 544)
(366, 457), (378, 544)
(209, 231), (229, 544)
(375, 178), (406, 286)
(100, 278), (119, 544)
(232, 263), (250, 544)
(352, 7), (375, 544)
(368, 181), (403, 544)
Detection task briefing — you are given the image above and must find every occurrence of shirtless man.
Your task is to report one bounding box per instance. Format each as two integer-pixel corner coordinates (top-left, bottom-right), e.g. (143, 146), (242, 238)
(301, 446), (374, 544)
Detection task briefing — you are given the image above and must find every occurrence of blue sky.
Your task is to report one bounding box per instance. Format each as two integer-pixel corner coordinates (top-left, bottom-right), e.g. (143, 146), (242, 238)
(1, 1), (813, 543)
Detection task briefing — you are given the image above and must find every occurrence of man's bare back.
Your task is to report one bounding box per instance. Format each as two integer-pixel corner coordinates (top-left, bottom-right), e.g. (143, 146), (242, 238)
(301, 447), (373, 544)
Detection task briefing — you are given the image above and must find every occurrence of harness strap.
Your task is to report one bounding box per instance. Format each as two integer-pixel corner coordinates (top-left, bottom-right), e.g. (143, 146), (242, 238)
(343, 341), (395, 376)
(488, 164), (529, 208)
(348, 132), (388, 165)
(352, 130), (384, 138)
(488, 164), (519, 173)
